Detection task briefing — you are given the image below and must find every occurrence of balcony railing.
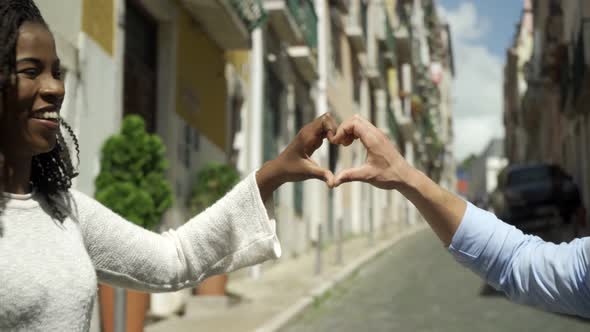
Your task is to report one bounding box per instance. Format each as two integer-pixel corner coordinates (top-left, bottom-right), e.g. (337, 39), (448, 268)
(229, 0), (267, 31)
(360, 0), (368, 40)
(286, 0), (318, 48)
(384, 12), (396, 64)
(387, 102), (400, 143)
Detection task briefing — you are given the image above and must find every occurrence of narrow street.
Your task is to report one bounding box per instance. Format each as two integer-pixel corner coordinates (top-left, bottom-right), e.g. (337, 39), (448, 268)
(281, 229), (590, 332)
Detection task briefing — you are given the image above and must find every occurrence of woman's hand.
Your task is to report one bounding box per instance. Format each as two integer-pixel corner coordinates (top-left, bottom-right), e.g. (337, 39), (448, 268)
(256, 113), (338, 201)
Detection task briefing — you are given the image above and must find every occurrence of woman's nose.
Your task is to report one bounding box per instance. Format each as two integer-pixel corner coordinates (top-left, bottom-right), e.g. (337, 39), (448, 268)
(39, 75), (65, 104)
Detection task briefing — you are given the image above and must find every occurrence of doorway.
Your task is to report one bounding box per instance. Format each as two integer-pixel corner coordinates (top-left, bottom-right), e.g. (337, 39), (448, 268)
(123, 0), (159, 133)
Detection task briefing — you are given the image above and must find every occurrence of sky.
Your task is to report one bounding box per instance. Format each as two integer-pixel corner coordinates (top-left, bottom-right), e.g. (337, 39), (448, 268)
(437, 0), (522, 161)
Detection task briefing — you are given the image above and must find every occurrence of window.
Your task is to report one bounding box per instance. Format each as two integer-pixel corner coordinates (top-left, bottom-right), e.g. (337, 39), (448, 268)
(193, 129), (200, 151)
(329, 10), (342, 78)
(353, 57), (362, 105)
(264, 66), (283, 162)
(294, 106), (304, 216)
(182, 124), (192, 169)
(177, 124), (194, 170)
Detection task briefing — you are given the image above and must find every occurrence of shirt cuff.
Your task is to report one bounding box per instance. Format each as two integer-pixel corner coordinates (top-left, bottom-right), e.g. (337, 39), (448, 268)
(448, 202), (499, 265)
(250, 171), (282, 259)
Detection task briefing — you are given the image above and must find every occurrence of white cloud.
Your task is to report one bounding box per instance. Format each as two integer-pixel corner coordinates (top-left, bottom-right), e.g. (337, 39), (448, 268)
(439, 2), (504, 161)
(439, 3), (490, 42)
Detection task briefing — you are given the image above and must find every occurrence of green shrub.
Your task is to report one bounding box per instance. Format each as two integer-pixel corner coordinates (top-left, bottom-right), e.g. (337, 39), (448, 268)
(189, 163), (240, 215)
(95, 115), (173, 230)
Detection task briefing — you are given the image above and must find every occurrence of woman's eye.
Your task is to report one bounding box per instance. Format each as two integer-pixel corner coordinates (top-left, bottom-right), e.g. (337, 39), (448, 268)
(53, 69), (62, 80)
(18, 68), (40, 78)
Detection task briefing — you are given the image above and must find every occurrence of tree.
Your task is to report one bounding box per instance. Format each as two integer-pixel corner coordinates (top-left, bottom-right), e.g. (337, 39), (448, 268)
(95, 115), (173, 230)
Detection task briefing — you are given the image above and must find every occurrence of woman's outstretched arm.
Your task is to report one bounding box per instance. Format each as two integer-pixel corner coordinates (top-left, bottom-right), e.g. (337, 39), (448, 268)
(78, 114), (338, 292)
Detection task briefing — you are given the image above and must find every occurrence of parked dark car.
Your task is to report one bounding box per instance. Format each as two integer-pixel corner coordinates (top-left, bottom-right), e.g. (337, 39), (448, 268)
(490, 163), (584, 238)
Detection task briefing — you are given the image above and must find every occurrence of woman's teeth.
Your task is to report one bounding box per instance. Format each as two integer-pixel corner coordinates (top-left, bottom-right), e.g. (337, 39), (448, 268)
(33, 112), (59, 120)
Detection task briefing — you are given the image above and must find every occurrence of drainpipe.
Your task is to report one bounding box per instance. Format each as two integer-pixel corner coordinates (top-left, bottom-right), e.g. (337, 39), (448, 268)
(249, 27), (265, 279)
(310, 0), (330, 241)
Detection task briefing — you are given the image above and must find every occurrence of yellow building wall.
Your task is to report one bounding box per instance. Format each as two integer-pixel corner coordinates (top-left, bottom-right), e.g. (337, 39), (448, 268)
(388, 68), (399, 98)
(384, 0), (397, 22)
(176, 9), (227, 150)
(81, 0), (114, 56)
(226, 50), (251, 83)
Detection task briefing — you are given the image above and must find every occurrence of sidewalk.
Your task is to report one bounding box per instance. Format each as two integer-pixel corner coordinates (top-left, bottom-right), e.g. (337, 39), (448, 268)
(146, 223), (428, 332)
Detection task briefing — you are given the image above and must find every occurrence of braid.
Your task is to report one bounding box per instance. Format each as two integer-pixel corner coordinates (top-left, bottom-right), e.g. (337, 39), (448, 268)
(0, 0), (79, 222)
(60, 119), (80, 168)
(31, 119), (81, 221)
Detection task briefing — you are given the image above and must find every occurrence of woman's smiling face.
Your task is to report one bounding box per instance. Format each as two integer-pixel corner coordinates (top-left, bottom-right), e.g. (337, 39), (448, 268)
(0, 21), (64, 158)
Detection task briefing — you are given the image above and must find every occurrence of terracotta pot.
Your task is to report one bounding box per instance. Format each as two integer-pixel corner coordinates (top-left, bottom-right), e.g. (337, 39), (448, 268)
(196, 274), (228, 296)
(98, 284), (150, 332)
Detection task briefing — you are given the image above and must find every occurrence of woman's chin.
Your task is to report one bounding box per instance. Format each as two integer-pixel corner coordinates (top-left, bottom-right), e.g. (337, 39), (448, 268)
(32, 138), (57, 156)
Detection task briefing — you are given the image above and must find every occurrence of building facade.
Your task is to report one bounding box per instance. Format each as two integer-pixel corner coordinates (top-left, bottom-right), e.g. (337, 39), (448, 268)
(34, 0), (455, 328)
(504, 0), (590, 222)
(466, 138), (508, 205)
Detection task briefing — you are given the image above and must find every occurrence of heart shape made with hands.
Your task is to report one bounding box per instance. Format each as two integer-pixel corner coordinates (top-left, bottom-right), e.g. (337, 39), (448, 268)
(294, 114), (403, 190)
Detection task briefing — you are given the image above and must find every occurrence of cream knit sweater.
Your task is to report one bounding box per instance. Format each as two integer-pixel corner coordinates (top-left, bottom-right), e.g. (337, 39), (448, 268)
(0, 173), (281, 331)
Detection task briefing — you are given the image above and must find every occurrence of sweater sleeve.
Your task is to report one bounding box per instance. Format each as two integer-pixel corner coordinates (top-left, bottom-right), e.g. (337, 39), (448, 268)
(72, 172), (281, 292)
(448, 202), (590, 318)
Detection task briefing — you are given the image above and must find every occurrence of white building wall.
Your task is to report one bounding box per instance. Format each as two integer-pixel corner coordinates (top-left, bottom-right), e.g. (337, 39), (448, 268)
(37, 2), (123, 196)
(74, 35), (122, 195)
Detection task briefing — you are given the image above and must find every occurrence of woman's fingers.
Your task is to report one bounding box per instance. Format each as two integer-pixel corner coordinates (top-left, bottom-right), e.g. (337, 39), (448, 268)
(321, 113), (339, 140)
(304, 159), (335, 186)
(300, 113), (338, 156)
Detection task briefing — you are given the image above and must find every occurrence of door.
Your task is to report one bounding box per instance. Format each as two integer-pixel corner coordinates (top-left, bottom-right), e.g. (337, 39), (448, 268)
(123, 0), (158, 133)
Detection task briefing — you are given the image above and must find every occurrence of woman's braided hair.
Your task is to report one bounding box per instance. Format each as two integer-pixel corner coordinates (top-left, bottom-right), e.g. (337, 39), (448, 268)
(1, 0), (80, 221)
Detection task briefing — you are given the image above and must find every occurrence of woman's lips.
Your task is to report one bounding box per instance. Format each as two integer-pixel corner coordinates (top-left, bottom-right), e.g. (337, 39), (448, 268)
(30, 117), (60, 130)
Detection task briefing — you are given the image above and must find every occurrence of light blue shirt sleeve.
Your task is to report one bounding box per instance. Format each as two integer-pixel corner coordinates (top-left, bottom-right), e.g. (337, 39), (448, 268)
(448, 202), (590, 318)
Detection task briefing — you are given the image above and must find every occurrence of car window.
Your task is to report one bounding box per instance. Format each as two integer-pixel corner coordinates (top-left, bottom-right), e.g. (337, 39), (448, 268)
(507, 167), (550, 186)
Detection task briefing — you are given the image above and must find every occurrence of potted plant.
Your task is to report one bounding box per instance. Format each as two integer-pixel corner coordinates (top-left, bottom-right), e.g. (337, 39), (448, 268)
(188, 162), (240, 296)
(95, 115), (173, 332)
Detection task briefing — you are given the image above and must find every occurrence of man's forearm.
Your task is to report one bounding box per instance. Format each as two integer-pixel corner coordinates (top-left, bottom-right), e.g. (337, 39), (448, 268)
(397, 166), (467, 246)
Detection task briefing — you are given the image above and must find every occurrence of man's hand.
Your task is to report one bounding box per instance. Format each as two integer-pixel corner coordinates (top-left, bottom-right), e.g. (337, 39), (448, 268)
(256, 113), (338, 201)
(329, 115), (411, 190)
(331, 114), (466, 246)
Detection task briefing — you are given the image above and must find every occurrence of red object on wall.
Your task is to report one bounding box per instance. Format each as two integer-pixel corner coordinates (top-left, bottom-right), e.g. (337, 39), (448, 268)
(457, 179), (469, 195)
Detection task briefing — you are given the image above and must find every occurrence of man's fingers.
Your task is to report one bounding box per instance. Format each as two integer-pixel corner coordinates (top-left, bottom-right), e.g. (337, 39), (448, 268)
(333, 165), (373, 187)
(331, 115), (373, 147)
(332, 116), (364, 144)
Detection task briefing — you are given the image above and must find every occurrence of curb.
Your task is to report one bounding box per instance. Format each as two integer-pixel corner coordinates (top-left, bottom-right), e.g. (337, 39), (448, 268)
(255, 224), (428, 332)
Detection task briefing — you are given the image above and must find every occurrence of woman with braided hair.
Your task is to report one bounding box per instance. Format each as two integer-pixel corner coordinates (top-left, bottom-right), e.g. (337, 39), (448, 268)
(0, 1), (339, 330)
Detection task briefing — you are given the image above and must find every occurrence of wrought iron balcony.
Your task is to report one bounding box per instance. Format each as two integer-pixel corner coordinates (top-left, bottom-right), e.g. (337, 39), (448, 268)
(229, 0), (267, 31)
(183, 0), (266, 50)
(264, 0), (318, 48)
(384, 12), (396, 66)
(346, 0), (368, 54)
(366, 48), (387, 89)
(264, 0), (318, 82)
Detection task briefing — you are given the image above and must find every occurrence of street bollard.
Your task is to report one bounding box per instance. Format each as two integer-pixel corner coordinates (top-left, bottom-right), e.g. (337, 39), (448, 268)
(114, 287), (126, 332)
(368, 188), (375, 246)
(315, 224), (323, 275)
(369, 217), (374, 247)
(336, 217), (343, 265)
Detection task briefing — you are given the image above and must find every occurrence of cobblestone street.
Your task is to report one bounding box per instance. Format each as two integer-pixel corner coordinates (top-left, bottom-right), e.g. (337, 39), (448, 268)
(282, 229), (590, 332)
